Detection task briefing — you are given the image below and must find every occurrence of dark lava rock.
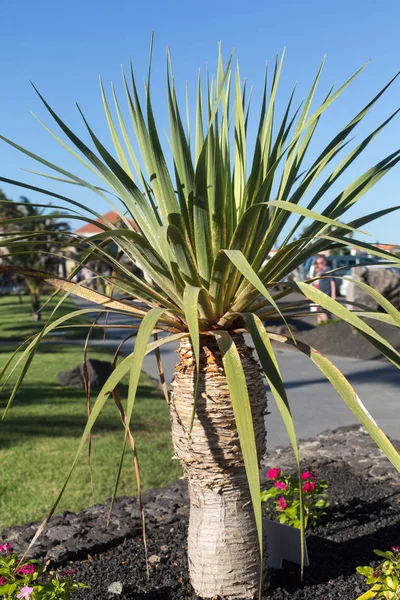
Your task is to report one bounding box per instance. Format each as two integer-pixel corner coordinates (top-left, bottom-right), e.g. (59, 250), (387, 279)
(263, 425), (400, 487)
(50, 464), (400, 600)
(295, 319), (400, 361)
(348, 266), (400, 311)
(57, 359), (113, 389)
(0, 481), (188, 563)
(2, 428), (399, 599)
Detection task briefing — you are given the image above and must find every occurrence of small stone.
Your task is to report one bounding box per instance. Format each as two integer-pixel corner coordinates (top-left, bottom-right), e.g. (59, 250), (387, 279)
(370, 466), (390, 479)
(57, 359), (113, 389)
(46, 525), (79, 542)
(46, 544), (69, 562)
(176, 506), (189, 517)
(160, 544), (168, 552)
(148, 554), (161, 564)
(108, 581), (123, 595)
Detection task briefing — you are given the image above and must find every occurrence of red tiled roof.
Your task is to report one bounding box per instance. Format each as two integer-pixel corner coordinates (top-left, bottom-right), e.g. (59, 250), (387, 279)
(373, 243), (400, 252)
(75, 211), (137, 234)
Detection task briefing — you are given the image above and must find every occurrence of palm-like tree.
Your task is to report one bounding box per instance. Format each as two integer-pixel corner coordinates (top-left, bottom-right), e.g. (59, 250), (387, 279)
(0, 189), (20, 225)
(2, 45), (400, 599)
(0, 196), (71, 319)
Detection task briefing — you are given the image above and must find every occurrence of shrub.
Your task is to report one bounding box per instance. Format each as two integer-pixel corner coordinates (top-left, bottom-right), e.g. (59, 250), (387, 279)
(357, 547), (400, 599)
(0, 544), (86, 599)
(261, 469), (329, 529)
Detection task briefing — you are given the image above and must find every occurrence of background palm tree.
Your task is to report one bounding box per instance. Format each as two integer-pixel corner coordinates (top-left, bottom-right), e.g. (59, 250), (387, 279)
(0, 195), (71, 319)
(2, 45), (400, 599)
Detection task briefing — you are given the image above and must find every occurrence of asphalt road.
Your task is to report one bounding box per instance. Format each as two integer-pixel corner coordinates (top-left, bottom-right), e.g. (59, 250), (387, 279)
(141, 340), (400, 448)
(73, 297), (400, 449)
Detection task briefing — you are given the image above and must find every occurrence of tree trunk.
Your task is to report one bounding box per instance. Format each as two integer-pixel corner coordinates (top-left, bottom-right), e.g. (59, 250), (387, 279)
(169, 334), (267, 599)
(31, 292), (41, 321)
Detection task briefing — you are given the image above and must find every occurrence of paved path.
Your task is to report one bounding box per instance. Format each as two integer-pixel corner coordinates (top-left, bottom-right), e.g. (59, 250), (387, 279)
(65, 298), (400, 448)
(141, 341), (400, 449)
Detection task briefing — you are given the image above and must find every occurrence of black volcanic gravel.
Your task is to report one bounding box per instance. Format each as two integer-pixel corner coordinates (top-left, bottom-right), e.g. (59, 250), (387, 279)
(295, 319), (400, 361)
(58, 464), (400, 600)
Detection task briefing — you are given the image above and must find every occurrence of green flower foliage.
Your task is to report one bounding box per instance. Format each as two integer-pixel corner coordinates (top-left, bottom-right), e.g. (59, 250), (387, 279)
(261, 469), (329, 529)
(0, 545), (86, 599)
(357, 548), (400, 599)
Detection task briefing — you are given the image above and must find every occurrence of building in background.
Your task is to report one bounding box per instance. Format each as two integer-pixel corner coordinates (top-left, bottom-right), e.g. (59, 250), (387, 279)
(75, 211), (137, 237)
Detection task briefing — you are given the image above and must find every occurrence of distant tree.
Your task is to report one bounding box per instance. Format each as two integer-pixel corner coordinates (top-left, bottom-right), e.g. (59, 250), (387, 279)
(2, 195), (71, 320)
(329, 247), (351, 256)
(0, 190), (24, 293)
(0, 190), (20, 231)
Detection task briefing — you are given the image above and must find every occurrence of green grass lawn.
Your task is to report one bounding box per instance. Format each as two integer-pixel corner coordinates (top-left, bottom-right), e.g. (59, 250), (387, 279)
(0, 293), (100, 341)
(0, 344), (182, 528)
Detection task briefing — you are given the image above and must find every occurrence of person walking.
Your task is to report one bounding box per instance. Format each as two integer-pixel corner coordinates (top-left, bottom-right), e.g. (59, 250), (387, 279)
(311, 255), (336, 324)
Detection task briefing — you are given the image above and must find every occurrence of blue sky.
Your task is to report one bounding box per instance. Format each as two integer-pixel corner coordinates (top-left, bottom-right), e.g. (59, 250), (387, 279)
(1, 0), (400, 243)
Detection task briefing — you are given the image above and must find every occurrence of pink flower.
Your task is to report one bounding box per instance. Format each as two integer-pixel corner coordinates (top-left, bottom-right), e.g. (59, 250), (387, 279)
(373, 570), (379, 578)
(301, 471), (317, 480)
(302, 481), (316, 493)
(277, 497), (287, 511)
(392, 546), (400, 553)
(267, 468), (281, 480)
(16, 564), (35, 575)
(275, 481), (287, 490)
(17, 587), (34, 599)
(60, 569), (76, 577)
(0, 543), (13, 554)
(0, 576), (6, 585)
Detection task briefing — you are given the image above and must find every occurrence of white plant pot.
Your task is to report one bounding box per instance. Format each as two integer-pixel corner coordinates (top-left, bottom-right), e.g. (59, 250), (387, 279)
(263, 518), (310, 569)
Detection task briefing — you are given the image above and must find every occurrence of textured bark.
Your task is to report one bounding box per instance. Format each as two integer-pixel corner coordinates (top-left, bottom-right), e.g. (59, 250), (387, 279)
(169, 334), (267, 599)
(31, 292), (41, 321)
